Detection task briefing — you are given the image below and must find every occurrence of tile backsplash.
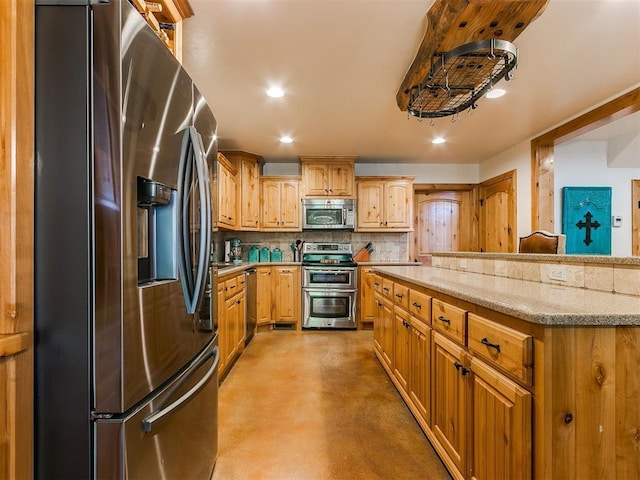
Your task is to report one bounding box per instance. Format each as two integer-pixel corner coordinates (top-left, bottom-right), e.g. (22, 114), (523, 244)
(214, 231), (409, 263)
(429, 252), (640, 296)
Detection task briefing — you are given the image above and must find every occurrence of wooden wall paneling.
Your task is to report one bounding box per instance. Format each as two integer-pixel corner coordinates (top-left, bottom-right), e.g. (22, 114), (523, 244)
(548, 328), (577, 479)
(0, 0), (34, 477)
(615, 327), (640, 478)
(574, 327), (616, 479)
(632, 179), (640, 256)
(531, 87), (640, 232)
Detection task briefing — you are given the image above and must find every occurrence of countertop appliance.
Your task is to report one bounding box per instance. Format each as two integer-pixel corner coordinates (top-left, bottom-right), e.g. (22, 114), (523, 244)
(35, 1), (219, 478)
(244, 268), (257, 345)
(302, 198), (356, 230)
(302, 243), (357, 329)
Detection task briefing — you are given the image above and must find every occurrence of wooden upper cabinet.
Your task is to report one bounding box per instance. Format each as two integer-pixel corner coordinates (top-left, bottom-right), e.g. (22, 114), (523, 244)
(300, 156), (356, 197)
(260, 176), (301, 231)
(217, 153), (238, 229)
(356, 177), (414, 231)
(221, 151), (263, 231)
(131, 0), (194, 61)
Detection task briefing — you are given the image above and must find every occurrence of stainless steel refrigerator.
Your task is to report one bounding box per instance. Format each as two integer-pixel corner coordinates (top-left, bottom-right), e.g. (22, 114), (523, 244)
(35, 1), (219, 478)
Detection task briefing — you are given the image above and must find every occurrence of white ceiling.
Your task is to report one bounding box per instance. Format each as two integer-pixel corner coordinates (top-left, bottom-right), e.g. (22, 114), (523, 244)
(181, 0), (640, 164)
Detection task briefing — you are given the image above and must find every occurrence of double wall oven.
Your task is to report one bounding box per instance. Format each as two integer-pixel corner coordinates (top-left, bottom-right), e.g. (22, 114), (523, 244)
(302, 243), (357, 329)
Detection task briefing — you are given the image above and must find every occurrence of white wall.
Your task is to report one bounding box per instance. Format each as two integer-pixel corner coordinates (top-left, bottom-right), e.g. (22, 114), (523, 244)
(554, 141), (640, 256)
(354, 163), (479, 184)
(262, 161), (480, 184)
(479, 140), (532, 239)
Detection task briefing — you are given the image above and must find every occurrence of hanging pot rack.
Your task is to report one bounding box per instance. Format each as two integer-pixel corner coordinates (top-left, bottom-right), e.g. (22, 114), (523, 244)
(407, 38), (518, 120)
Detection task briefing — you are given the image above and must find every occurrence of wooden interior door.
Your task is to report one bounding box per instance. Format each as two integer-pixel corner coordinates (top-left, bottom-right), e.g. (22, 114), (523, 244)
(633, 179), (640, 256)
(412, 189), (476, 262)
(479, 171), (517, 252)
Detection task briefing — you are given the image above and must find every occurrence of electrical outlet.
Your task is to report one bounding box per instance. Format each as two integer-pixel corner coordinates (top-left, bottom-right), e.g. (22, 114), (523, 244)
(548, 265), (567, 282)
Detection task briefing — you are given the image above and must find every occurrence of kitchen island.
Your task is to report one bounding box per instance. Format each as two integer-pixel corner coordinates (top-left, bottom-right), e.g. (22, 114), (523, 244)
(371, 254), (639, 480)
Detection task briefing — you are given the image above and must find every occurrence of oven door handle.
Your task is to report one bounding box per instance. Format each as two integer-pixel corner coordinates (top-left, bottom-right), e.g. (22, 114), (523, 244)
(305, 269), (356, 274)
(302, 288), (357, 294)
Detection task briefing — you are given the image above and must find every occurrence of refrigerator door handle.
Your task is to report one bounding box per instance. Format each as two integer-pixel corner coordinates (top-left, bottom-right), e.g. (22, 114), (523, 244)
(142, 344), (219, 433)
(191, 128), (212, 310)
(177, 127), (212, 314)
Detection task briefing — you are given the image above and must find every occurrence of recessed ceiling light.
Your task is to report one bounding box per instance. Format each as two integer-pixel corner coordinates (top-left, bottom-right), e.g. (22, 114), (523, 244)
(485, 88), (506, 99)
(432, 137), (446, 145)
(266, 87), (285, 98)
(280, 135), (293, 144)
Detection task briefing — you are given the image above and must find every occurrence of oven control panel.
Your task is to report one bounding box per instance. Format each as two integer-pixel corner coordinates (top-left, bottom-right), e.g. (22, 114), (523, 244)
(302, 242), (352, 254)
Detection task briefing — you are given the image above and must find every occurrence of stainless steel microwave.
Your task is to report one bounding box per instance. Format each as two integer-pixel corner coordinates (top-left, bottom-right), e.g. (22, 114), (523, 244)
(301, 198), (356, 230)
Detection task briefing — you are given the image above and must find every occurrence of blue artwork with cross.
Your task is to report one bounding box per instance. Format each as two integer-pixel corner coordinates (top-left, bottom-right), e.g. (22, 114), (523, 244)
(562, 187), (612, 255)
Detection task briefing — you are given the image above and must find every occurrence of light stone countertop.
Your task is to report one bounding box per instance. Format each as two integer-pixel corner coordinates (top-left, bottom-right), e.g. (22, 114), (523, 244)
(217, 262), (300, 277)
(357, 262), (418, 266)
(429, 252), (640, 265)
(374, 266), (640, 326)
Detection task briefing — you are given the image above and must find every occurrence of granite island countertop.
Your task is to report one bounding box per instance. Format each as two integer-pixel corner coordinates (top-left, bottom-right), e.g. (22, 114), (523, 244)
(374, 265), (640, 326)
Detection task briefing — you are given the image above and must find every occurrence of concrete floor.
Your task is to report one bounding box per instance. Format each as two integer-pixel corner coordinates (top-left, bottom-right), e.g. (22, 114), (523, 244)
(211, 330), (451, 480)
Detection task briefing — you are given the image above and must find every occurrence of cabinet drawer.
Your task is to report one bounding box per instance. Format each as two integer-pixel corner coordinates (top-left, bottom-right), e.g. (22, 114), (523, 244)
(393, 283), (409, 310)
(372, 276), (383, 294)
(409, 290), (431, 324)
(224, 276), (239, 298)
(381, 278), (394, 301)
(431, 299), (466, 345)
(468, 313), (533, 386)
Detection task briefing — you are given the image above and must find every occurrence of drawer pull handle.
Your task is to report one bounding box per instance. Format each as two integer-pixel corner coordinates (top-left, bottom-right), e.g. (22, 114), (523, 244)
(481, 338), (501, 353)
(395, 293), (403, 299)
(402, 319), (410, 328)
(383, 287), (389, 292)
(437, 315), (451, 325)
(412, 302), (421, 309)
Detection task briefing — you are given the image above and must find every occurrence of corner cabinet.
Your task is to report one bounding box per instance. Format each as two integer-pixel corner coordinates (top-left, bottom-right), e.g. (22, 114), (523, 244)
(221, 151), (263, 231)
(216, 153), (238, 229)
(300, 156), (356, 198)
(261, 176), (301, 231)
(356, 177), (414, 231)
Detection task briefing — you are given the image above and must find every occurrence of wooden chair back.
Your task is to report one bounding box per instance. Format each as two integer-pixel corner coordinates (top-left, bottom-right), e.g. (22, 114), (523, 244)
(518, 230), (566, 254)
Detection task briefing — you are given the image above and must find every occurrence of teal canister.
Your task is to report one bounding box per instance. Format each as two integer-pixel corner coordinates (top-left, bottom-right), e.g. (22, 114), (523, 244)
(248, 246), (259, 263)
(271, 247), (282, 262)
(259, 247), (270, 262)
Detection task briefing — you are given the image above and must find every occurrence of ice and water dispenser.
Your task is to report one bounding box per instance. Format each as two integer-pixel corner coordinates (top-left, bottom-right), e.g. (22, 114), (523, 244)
(137, 177), (177, 284)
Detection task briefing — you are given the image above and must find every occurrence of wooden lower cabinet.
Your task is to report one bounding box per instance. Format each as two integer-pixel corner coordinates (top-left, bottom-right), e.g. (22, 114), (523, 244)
(394, 306), (411, 394)
(358, 267), (377, 328)
(375, 294), (394, 369)
(218, 272), (246, 378)
(469, 357), (531, 480)
(256, 267), (272, 325)
(432, 332), (469, 479)
(272, 266), (300, 324)
(255, 266), (301, 329)
(409, 315), (431, 426)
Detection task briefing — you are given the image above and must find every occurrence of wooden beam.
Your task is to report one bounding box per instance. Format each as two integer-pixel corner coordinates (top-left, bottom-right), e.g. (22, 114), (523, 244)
(396, 0), (549, 111)
(531, 86), (640, 231)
